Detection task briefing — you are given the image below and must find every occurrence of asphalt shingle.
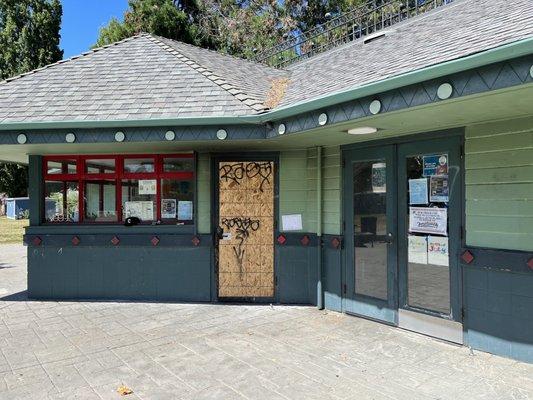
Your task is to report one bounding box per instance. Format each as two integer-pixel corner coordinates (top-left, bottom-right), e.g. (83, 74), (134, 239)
(0, 0), (531, 124)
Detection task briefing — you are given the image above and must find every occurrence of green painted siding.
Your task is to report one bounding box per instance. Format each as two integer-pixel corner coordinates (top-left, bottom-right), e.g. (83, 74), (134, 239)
(197, 152), (211, 234)
(279, 146), (342, 235)
(465, 116), (533, 251)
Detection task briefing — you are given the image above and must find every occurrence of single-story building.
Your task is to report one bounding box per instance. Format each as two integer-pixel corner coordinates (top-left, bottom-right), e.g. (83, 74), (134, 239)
(1, 0), (532, 362)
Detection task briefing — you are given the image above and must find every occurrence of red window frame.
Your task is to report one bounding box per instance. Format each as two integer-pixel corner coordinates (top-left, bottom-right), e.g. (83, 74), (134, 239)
(43, 153), (195, 224)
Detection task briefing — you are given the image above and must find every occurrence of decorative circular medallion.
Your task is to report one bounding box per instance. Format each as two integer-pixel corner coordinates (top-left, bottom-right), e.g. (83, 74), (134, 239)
(65, 133), (76, 143)
(437, 83), (453, 100)
(369, 99), (382, 115)
(165, 130), (175, 141)
(278, 123), (286, 135)
(115, 131), (125, 142)
(16, 133), (27, 144)
(318, 113), (328, 126)
(216, 129), (227, 140)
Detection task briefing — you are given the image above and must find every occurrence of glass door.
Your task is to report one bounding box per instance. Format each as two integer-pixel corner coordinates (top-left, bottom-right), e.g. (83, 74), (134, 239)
(343, 145), (397, 324)
(397, 136), (463, 343)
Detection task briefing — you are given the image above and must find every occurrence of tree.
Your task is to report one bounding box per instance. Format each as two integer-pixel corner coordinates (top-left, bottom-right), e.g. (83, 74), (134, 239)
(94, 0), (203, 48)
(0, 0), (63, 80)
(0, 0), (63, 198)
(0, 163), (28, 198)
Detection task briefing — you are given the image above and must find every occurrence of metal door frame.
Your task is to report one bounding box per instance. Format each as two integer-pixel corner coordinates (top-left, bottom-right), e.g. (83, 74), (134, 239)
(342, 144), (398, 324)
(211, 152), (279, 303)
(341, 129), (464, 340)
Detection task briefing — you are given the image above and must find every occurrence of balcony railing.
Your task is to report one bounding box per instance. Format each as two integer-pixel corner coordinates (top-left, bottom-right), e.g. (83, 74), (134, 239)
(254, 0), (454, 68)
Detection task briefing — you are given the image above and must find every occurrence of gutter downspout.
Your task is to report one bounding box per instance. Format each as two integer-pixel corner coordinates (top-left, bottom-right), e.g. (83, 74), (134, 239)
(317, 146), (324, 310)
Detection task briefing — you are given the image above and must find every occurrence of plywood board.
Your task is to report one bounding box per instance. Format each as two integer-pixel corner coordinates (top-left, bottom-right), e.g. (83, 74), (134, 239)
(218, 161), (274, 298)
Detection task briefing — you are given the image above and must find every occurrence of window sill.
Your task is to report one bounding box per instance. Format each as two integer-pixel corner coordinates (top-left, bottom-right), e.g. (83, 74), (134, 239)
(25, 224), (195, 235)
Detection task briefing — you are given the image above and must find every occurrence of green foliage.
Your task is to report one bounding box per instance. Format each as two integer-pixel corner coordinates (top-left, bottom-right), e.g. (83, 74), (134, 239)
(0, 163), (28, 197)
(94, 0), (201, 48)
(0, 0), (63, 80)
(0, 0), (62, 196)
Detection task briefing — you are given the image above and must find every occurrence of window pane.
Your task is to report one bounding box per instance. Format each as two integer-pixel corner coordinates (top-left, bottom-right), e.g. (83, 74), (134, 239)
(84, 180), (117, 222)
(161, 179), (194, 222)
(44, 181), (79, 222)
(124, 158), (154, 173)
(86, 159), (116, 174)
(406, 155), (450, 314)
(163, 157), (194, 172)
(353, 161), (388, 301)
(121, 179), (156, 221)
(46, 159), (76, 174)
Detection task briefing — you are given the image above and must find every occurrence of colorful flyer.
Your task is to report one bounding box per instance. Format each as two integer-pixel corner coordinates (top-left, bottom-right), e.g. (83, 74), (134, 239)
(423, 154), (448, 176)
(409, 178), (428, 205)
(408, 235), (428, 264)
(409, 207), (448, 235)
(178, 200), (193, 220)
(430, 175), (449, 202)
(138, 179), (156, 195)
(161, 199), (176, 219)
(428, 236), (449, 266)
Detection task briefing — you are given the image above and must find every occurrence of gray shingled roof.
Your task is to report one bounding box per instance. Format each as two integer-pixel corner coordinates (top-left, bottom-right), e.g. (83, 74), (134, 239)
(283, 0), (533, 106)
(0, 0), (531, 124)
(0, 34), (284, 123)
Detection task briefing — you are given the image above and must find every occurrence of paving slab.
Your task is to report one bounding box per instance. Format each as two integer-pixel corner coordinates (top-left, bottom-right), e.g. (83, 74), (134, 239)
(1, 243), (533, 399)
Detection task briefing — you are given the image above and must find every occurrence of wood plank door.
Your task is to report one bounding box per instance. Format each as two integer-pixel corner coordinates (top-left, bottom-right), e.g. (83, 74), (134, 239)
(217, 161), (275, 300)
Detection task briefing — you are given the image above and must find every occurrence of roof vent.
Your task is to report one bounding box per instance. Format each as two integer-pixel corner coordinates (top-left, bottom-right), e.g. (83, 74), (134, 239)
(363, 31), (388, 44)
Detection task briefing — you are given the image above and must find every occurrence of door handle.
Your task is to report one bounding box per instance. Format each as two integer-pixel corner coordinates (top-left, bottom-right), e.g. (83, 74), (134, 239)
(215, 226), (224, 241)
(386, 232), (394, 244)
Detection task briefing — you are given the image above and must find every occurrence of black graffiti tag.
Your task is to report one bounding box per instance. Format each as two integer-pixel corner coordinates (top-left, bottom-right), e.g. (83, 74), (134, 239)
(221, 217), (260, 272)
(219, 162), (272, 192)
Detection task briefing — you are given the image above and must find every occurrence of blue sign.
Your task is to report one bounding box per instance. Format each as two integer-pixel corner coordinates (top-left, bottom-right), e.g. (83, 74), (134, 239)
(423, 154), (448, 176)
(409, 178), (428, 205)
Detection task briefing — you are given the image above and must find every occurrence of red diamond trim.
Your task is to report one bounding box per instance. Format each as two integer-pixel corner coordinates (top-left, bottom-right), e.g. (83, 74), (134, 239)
(111, 236), (120, 246)
(461, 250), (474, 264)
(71, 236), (80, 246)
(527, 257), (533, 271)
(151, 236), (160, 246)
(32, 236), (42, 246)
(331, 237), (341, 249)
(300, 235), (310, 246)
(277, 234), (287, 245)
(191, 236), (200, 246)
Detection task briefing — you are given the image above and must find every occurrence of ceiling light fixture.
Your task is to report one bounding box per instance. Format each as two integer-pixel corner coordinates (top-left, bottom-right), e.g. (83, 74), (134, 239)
(347, 127), (378, 135)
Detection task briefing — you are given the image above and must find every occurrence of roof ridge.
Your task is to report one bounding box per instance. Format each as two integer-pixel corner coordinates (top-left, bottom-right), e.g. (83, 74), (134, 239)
(0, 34), (145, 86)
(145, 34), (268, 112)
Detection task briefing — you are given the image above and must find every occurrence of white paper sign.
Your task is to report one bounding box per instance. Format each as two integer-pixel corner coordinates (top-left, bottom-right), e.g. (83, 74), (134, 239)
(161, 199), (176, 219)
(138, 179), (157, 195)
(281, 214), (303, 231)
(409, 207), (447, 235)
(124, 201), (154, 221)
(408, 235), (428, 264)
(428, 236), (449, 266)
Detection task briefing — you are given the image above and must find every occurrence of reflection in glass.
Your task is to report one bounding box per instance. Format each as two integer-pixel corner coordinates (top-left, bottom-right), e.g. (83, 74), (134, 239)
(124, 158), (154, 173)
(353, 161), (388, 300)
(46, 159), (76, 175)
(163, 157), (194, 172)
(406, 156), (450, 314)
(121, 179), (156, 221)
(84, 180), (117, 222)
(44, 181), (79, 222)
(86, 159), (115, 174)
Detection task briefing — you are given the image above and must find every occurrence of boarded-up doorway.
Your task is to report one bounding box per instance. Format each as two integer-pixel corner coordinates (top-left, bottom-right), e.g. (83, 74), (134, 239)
(217, 161), (274, 299)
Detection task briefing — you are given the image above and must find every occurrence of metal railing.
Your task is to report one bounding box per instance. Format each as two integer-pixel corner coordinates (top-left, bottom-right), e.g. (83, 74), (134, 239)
(254, 0), (454, 68)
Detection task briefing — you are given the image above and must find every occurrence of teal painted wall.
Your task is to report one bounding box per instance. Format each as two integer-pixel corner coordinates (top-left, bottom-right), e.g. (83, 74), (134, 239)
(465, 116), (533, 251)
(279, 147), (341, 235)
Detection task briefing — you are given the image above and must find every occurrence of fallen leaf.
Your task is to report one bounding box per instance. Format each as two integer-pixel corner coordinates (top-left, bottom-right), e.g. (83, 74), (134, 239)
(117, 385), (133, 396)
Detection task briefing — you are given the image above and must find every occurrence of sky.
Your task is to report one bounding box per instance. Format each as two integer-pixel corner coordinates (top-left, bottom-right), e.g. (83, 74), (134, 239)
(59, 0), (129, 59)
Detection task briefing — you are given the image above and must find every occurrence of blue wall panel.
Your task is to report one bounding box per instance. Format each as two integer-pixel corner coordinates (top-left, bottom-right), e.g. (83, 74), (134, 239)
(464, 266), (533, 363)
(276, 245), (318, 305)
(28, 246), (212, 302)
